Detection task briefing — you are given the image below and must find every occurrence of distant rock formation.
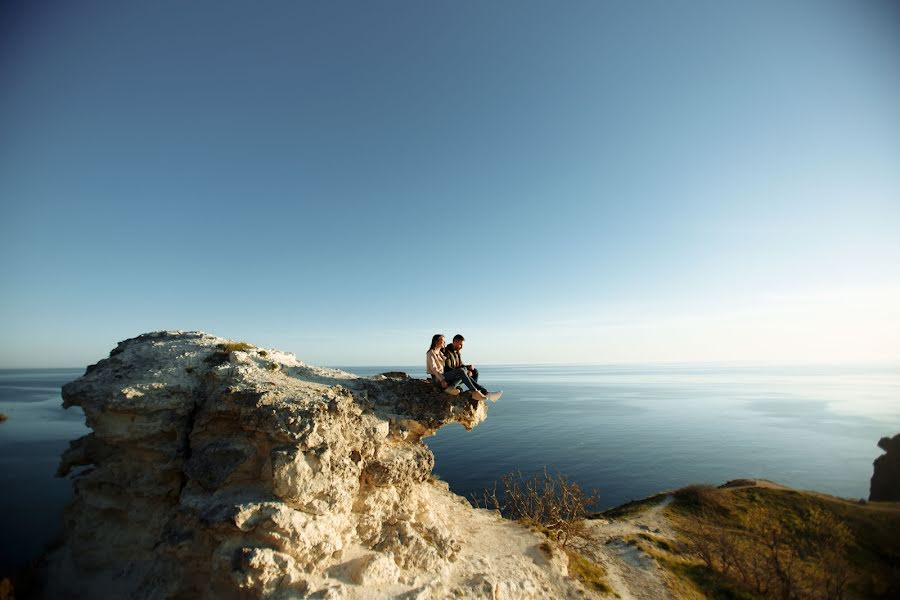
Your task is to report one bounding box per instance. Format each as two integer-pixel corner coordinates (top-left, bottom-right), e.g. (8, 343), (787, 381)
(42, 331), (577, 599)
(870, 433), (900, 502)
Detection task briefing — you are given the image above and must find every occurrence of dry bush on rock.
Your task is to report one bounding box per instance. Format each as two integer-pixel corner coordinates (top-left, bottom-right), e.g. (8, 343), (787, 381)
(474, 468), (600, 549)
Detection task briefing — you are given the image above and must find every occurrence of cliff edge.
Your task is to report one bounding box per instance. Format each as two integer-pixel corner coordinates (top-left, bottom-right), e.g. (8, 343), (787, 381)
(43, 331), (578, 599)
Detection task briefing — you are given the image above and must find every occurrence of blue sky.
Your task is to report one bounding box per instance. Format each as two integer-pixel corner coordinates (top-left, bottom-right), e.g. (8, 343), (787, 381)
(1, 1), (899, 367)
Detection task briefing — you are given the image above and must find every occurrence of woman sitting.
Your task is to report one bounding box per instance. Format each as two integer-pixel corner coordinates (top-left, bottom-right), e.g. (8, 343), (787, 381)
(426, 334), (486, 400)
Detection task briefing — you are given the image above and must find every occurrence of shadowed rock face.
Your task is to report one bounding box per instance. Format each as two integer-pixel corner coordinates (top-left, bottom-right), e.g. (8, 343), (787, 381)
(45, 331), (490, 599)
(870, 433), (900, 502)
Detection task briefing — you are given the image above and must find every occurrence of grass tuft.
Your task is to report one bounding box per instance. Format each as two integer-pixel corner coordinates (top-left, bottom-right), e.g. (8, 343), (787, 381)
(636, 532), (676, 552)
(565, 548), (614, 594)
(218, 342), (253, 353)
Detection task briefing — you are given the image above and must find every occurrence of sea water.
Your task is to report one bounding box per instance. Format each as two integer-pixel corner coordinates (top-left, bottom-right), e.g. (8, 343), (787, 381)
(344, 364), (900, 509)
(2, 363), (898, 574)
(0, 369), (89, 574)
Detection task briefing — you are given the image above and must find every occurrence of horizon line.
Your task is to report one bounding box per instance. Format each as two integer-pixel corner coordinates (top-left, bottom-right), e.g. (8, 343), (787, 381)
(3, 357), (899, 371)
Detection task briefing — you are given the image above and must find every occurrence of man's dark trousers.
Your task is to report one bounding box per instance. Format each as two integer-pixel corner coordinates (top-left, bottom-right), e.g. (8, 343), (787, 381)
(444, 367), (487, 394)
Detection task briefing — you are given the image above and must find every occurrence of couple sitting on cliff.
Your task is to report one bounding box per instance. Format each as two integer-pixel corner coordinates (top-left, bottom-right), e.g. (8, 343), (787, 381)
(426, 334), (502, 402)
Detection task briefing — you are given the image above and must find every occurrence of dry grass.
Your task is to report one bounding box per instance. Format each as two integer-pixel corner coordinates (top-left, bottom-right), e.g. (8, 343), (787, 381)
(662, 484), (900, 599)
(218, 342), (254, 353)
(204, 341), (255, 367)
(565, 547), (614, 595)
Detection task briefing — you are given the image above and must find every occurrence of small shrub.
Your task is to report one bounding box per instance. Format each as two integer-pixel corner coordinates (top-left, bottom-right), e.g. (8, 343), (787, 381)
(219, 342), (253, 353)
(0, 413), (7, 422)
(184, 366), (194, 374)
(474, 468), (599, 548)
(258, 350), (267, 357)
(204, 342), (254, 367)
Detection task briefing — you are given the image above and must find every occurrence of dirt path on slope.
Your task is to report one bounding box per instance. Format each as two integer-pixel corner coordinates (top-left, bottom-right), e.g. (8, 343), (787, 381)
(580, 495), (675, 600)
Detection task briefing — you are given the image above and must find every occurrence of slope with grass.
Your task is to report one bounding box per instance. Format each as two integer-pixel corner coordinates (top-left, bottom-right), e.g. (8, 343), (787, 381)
(586, 479), (900, 600)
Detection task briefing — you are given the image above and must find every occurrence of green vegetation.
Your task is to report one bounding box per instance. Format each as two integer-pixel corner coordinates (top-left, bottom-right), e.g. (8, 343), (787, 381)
(661, 483), (900, 599)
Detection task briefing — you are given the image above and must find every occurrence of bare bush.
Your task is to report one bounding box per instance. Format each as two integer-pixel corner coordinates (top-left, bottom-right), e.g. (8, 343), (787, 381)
(474, 468), (600, 548)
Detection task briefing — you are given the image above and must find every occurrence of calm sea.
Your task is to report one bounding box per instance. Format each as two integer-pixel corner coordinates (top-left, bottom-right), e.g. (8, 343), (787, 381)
(2, 363), (899, 575)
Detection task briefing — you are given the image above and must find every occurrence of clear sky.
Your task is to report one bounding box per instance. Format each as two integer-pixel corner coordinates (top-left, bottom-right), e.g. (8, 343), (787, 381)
(1, 1), (899, 368)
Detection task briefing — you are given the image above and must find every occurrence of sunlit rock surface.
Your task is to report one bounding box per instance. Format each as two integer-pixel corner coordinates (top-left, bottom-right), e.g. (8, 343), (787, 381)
(44, 331), (579, 599)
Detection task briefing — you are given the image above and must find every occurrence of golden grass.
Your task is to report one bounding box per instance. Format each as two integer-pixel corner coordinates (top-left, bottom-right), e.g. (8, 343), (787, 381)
(218, 342), (254, 353)
(564, 547), (614, 595)
(661, 483), (900, 599)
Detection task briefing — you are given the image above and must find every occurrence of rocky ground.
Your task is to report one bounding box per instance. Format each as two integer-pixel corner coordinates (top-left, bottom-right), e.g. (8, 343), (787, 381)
(9, 331), (895, 599)
(38, 331), (591, 599)
(582, 495), (676, 600)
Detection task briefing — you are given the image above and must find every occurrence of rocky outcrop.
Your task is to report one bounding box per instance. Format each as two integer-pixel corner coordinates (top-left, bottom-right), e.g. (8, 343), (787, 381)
(44, 331), (579, 599)
(870, 433), (900, 502)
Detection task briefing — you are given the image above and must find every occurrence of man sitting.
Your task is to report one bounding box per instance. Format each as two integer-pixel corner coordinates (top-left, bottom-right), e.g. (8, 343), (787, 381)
(427, 333), (482, 398)
(444, 334), (502, 402)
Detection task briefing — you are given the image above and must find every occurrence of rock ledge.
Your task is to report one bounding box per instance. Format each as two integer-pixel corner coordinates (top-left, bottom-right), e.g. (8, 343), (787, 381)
(44, 331), (578, 599)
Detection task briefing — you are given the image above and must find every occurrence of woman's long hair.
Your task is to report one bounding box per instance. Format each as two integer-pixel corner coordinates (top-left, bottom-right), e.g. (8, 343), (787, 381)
(429, 334), (444, 352)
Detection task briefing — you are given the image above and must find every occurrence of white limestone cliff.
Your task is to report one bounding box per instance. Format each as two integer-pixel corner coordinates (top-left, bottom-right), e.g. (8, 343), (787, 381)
(43, 331), (582, 599)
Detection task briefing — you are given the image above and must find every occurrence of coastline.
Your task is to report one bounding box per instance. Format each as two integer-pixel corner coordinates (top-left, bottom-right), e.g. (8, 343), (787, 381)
(1, 345), (898, 597)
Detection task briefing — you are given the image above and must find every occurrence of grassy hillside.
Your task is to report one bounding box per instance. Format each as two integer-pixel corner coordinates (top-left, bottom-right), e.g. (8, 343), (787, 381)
(607, 480), (900, 599)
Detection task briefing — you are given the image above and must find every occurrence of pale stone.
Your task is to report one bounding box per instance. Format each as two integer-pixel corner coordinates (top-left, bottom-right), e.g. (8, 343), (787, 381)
(41, 330), (587, 599)
(349, 552), (400, 585)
